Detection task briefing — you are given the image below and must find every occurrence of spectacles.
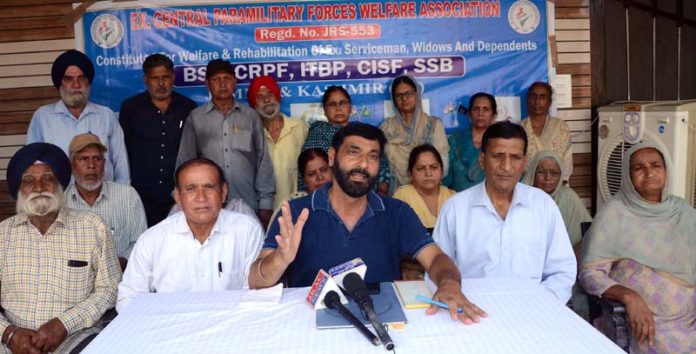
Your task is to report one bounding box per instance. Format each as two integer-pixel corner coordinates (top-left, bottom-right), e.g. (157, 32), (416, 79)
(325, 100), (350, 109)
(394, 90), (416, 101)
(75, 156), (105, 164)
(535, 169), (561, 177)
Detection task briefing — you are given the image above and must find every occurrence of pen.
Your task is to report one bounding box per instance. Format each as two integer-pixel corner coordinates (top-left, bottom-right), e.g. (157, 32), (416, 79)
(218, 262), (222, 277)
(415, 295), (463, 313)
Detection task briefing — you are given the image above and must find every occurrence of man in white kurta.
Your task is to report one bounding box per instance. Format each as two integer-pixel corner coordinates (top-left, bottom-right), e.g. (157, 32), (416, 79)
(117, 158), (264, 313)
(433, 121), (576, 303)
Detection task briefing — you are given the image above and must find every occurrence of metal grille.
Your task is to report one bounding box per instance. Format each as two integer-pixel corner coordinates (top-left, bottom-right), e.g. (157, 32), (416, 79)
(605, 141), (635, 198)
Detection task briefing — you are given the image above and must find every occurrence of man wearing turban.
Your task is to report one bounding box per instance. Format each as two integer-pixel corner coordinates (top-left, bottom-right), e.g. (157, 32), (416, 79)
(26, 49), (130, 185)
(247, 75), (306, 211)
(0, 143), (121, 354)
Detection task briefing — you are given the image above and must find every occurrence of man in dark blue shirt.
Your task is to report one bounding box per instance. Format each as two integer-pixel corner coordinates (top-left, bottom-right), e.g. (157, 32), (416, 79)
(250, 123), (486, 324)
(119, 54), (197, 226)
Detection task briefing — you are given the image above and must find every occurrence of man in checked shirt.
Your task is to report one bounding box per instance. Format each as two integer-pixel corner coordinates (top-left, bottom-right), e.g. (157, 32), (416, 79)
(0, 142), (121, 354)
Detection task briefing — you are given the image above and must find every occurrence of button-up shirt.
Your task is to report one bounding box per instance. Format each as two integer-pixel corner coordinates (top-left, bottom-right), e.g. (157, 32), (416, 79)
(433, 182), (577, 303)
(65, 181), (147, 259)
(176, 101), (275, 210)
(264, 115), (307, 209)
(27, 100), (130, 184)
(0, 209), (121, 353)
(116, 209), (264, 313)
(265, 183), (434, 287)
(119, 91), (197, 202)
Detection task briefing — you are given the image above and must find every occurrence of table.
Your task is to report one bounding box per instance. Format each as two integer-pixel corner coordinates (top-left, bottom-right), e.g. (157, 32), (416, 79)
(83, 278), (624, 353)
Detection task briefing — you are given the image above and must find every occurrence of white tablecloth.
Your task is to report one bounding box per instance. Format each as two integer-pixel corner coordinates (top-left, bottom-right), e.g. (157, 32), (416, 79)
(83, 278), (623, 354)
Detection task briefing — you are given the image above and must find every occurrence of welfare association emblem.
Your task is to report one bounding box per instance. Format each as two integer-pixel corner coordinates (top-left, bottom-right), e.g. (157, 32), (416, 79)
(508, 1), (540, 34)
(91, 14), (124, 49)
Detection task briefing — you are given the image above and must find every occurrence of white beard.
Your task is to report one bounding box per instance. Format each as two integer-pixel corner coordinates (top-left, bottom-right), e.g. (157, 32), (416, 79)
(60, 86), (90, 108)
(17, 186), (64, 217)
(76, 178), (103, 192)
(256, 102), (280, 120)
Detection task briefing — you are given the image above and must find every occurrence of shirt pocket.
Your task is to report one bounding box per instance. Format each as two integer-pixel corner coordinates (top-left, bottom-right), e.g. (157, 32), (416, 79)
(515, 237), (545, 280)
(228, 129), (253, 153)
(56, 260), (92, 303)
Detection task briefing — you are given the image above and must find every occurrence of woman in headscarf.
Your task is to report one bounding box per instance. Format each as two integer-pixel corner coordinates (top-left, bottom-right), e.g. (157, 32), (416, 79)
(300, 86), (390, 194)
(579, 142), (695, 354)
(444, 92), (497, 191)
(523, 151), (591, 258)
(380, 75), (449, 191)
(524, 150), (592, 320)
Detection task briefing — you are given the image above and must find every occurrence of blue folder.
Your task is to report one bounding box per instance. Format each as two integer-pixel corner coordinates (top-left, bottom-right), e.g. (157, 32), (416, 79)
(315, 282), (407, 329)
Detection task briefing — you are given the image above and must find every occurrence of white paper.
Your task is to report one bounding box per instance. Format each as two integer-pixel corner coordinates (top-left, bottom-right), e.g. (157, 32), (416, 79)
(556, 74), (573, 108)
(238, 283), (283, 307)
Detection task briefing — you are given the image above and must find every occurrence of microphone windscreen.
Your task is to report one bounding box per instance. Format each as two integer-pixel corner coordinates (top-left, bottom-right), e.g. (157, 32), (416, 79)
(323, 290), (340, 309)
(343, 272), (369, 298)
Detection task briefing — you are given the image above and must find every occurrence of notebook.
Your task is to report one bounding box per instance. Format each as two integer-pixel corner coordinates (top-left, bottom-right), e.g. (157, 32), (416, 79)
(393, 280), (433, 309)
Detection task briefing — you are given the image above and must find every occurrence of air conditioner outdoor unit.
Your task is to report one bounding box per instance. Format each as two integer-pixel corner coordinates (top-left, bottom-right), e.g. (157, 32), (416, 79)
(596, 101), (696, 211)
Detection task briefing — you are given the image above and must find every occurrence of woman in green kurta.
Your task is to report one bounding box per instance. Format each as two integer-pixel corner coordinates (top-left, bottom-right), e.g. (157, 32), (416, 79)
(444, 92), (497, 192)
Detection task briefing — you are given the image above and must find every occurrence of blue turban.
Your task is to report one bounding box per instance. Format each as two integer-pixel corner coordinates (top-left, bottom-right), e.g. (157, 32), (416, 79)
(7, 143), (71, 200)
(51, 50), (95, 89)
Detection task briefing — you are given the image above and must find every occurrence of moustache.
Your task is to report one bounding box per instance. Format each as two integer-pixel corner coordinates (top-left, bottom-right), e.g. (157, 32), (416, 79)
(348, 168), (371, 180)
(28, 191), (55, 200)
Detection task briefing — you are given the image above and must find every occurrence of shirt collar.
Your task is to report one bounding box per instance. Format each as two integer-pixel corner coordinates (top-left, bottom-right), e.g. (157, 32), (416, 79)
(264, 115), (303, 141)
(310, 182), (386, 213)
(204, 100), (241, 115)
(173, 208), (225, 240)
(12, 207), (68, 228)
(54, 100), (96, 119)
(471, 181), (530, 209)
(68, 181), (108, 204)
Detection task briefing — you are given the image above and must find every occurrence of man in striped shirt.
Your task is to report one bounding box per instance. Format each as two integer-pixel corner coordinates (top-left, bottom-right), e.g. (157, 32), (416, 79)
(65, 133), (147, 271)
(0, 142), (121, 354)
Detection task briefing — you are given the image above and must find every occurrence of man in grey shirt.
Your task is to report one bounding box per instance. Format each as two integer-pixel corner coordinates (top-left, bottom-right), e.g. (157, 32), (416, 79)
(177, 59), (275, 227)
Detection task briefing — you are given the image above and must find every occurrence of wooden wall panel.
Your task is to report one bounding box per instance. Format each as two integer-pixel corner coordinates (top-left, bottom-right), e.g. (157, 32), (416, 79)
(0, 1), (75, 220)
(553, 0), (593, 203)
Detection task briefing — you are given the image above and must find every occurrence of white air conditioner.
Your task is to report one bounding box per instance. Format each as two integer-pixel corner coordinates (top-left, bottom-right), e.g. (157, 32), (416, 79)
(596, 101), (696, 210)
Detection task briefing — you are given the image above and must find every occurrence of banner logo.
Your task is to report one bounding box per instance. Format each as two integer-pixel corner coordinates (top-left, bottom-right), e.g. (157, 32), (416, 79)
(91, 14), (124, 49)
(508, 1), (540, 34)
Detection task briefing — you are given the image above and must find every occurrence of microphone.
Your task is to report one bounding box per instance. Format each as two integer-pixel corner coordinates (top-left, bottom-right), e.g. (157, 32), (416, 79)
(323, 291), (380, 346)
(328, 258), (366, 289)
(306, 269), (347, 310)
(343, 272), (395, 351)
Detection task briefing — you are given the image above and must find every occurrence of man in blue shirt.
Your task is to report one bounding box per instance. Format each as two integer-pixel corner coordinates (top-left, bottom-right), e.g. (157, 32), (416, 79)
(433, 122), (576, 303)
(26, 50), (129, 184)
(250, 123), (486, 324)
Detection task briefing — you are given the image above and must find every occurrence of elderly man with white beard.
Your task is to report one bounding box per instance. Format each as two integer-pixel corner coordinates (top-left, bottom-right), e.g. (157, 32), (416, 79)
(64, 133), (147, 271)
(26, 49), (130, 184)
(247, 75), (307, 211)
(0, 143), (121, 354)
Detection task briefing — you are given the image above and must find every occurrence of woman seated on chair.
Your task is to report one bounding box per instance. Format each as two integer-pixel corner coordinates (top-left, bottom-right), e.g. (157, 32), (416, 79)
(393, 144), (455, 279)
(579, 142), (695, 354)
(523, 151), (591, 260)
